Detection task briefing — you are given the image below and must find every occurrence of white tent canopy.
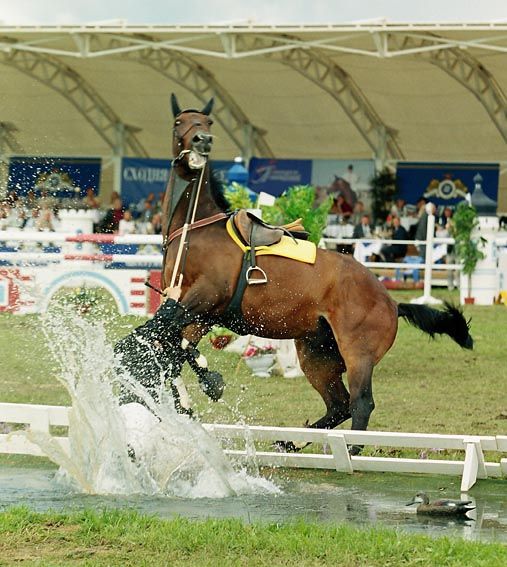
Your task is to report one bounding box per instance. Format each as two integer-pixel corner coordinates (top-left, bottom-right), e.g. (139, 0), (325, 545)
(1, 23), (507, 209)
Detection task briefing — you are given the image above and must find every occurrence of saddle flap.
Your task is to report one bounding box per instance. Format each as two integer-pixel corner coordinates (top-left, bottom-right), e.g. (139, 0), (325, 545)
(234, 209), (284, 247)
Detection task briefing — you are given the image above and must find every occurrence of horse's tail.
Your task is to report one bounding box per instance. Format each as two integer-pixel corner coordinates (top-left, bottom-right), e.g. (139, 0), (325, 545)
(397, 302), (473, 350)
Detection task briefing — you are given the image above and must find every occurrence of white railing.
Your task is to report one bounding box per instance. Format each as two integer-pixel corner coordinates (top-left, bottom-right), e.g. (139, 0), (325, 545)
(1, 402), (506, 492)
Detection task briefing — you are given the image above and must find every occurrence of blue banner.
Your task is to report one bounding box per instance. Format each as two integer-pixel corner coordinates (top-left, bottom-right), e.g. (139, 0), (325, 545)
(210, 160), (236, 184)
(396, 162), (499, 207)
(121, 158), (235, 206)
(121, 157), (171, 206)
(248, 158), (312, 197)
(8, 156), (101, 198)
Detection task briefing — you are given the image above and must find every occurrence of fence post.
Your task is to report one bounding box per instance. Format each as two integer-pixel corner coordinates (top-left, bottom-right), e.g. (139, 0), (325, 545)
(411, 209), (442, 305)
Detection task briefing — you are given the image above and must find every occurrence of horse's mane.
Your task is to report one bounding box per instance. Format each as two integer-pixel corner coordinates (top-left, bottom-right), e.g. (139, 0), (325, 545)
(209, 167), (231, 212)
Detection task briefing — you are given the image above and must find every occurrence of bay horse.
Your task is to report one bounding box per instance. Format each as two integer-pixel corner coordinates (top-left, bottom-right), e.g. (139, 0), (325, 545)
(145, 95), (473, 446)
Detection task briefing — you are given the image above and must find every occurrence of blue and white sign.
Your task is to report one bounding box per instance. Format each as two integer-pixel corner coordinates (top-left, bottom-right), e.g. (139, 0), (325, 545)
(8, 156), (101, 198)
(121, 158), (236, 206)
(396, 162), (499, 207)
(121, 157), (171, 206)
(248, 158), (312, 197)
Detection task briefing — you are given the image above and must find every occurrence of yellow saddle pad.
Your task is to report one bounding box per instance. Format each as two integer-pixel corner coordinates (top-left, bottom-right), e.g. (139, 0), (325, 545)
(226, 218), (316, 264)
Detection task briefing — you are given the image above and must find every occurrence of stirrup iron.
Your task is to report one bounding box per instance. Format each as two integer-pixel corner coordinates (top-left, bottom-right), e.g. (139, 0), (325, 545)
(246, 266), (268, 285)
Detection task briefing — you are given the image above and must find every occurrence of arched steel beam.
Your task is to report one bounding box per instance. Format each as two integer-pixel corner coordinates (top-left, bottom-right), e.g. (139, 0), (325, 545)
(235, 34), (404, 161)
(0, 37), (148, 157)
(388, 33), (507, 145)
(86, 33), (273, 159)
(0, 122), (23, 154)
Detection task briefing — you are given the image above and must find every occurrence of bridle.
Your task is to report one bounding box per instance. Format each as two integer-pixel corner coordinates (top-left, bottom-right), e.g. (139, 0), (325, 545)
(172, 112), (214, 164)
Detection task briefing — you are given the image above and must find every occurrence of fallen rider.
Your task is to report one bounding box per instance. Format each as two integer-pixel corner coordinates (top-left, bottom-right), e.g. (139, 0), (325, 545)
(114, 284), (224, 413)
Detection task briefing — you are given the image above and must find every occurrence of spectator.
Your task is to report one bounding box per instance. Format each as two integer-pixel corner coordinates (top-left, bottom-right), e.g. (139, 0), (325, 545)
(24, 208), (41, 230)
(415, 202), (436, 260)
(36, 207), (55, 231)
(99, 197), (124, 233)
(331, 194), (353, 221)
(380, 216), (408, 262)
(408, 197), (428, 239)
(352, 214), (374, 239)
(82, 187), (100, 209)
(118, 209), (136, 235)
(390, 198), (408, 218)
(350, 200), (366, 226)
(150, 212), (163, 235)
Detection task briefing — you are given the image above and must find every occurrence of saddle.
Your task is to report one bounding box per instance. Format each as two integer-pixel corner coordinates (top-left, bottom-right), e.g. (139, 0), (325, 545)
(233, 210), (308, 247)
(232, 210), (310, 284)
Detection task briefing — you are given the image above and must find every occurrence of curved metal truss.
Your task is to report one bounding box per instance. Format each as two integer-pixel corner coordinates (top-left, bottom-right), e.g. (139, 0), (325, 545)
(0, 38), (147, 157)
(2, 26), (507, 159)
(84, 34), (273, 159)
(0, 122), (22, 154)
(235, 34), (404, 161)
(385, 33), (507, 145)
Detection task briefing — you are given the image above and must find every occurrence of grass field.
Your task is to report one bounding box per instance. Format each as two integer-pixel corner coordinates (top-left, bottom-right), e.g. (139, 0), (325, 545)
(0, 507), (506, 567)
(1, 288), (506, 437)
(1, 289), (506, 564)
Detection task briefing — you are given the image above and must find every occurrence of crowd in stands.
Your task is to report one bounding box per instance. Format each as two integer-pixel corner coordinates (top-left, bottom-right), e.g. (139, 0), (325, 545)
(1, 187), (456, 261)
(0, 188), (165, 237)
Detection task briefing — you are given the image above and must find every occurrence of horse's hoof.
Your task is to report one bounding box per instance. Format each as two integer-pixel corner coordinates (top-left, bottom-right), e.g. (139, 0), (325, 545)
(348, 444), (363, 456)
(199, 370), (225, 401)
(273, 440), (299, 453)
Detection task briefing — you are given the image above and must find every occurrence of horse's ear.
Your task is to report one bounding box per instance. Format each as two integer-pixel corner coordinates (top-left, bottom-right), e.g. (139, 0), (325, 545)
(171, 93), (181, 117)
(201, 97), (214, 116)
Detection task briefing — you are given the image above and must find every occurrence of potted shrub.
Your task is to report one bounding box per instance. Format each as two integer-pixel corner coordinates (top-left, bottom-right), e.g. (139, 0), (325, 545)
(370, 167), (397, 225)
(242, 343), (277, 377)
(451, 201), (486, 304)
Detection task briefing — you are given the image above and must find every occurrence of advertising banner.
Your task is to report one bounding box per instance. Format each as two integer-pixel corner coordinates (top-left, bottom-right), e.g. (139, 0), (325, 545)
(396, 162), (499, 208)
(121, 158), (235, 206)
(248, 158), (312, 197)
(8, 156), (101, 198)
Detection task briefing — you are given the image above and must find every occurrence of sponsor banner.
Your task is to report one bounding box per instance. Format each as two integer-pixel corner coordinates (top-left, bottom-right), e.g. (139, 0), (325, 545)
(210, 160), (236, 184)
(121, 158), (235, 206)
(8, 156), (101, 198)
(121, 157), (171, 206)
(396, 162), (499, 207)
(247, 158), (374, 200)
(248, 158), (312, 197)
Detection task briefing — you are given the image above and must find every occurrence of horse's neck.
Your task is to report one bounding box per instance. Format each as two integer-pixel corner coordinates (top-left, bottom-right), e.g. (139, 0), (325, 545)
(169, 168), (221, 231)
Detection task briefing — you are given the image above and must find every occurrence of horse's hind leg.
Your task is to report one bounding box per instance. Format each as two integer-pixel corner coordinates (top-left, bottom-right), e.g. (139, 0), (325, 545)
(295, 335), (351, 430)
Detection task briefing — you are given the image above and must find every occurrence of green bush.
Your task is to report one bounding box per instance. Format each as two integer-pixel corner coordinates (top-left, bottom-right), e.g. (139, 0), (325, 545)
(224, 182), (255, 209)
(260, 185), (332, 245)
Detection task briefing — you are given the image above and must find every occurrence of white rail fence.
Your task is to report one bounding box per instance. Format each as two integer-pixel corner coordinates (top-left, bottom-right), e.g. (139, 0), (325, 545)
(1, 402), (506, 492)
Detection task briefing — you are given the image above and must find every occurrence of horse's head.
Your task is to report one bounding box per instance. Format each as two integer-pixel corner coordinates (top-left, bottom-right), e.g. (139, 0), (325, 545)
(171, 93), (214, 170)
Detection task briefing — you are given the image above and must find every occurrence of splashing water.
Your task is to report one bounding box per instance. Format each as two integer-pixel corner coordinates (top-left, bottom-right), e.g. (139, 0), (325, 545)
(26, 304), (279, 499)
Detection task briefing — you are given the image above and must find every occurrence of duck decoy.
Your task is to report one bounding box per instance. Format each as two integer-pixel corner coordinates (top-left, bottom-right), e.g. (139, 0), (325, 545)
(406, 492), (475, 517)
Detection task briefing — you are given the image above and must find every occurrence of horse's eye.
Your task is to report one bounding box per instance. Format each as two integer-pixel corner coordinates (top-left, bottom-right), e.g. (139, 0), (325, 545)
(174, 120), (181, 126)
(208, 119), (214, 126)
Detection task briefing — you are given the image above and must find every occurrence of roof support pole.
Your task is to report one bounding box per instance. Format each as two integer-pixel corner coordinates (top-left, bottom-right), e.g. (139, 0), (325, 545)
(112, 123), (125, 196)
(374, 125), (388, 171)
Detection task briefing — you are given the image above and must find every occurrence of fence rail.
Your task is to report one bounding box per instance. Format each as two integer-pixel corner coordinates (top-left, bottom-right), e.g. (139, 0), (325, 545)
(1, 402), (506, 492)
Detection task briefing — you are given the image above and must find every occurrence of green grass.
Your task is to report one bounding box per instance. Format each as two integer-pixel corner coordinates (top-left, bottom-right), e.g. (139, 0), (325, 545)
(0, 506), (505, 566)
(1, 288), (507, 437)
(1, 290), (507, 562)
